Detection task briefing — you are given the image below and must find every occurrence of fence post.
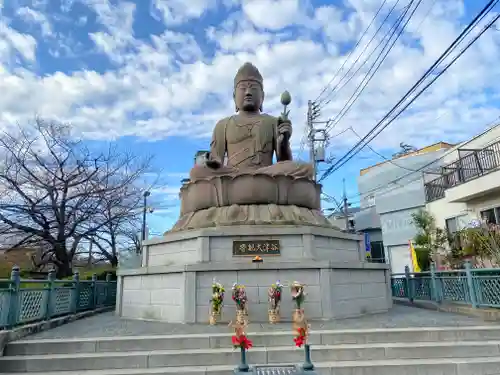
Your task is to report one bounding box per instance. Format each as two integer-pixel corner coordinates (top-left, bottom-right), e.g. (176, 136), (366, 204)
(72, 270), (80, 314)
(104, 273), (111, 306)
(8, 265), (21, 328)
(430, 262), (440, 302)
(45, 269), (56, 320)
(92, 273), (98, 309)
(404, 265), (414, 302)
(464, 260), (478, 308)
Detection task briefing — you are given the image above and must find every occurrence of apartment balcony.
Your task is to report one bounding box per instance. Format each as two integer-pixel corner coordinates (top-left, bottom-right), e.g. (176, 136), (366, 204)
(424, 140), (500, 203)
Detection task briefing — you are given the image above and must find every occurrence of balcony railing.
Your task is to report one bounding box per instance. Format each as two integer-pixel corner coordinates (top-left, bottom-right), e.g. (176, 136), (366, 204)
(424, 140), (500, 202)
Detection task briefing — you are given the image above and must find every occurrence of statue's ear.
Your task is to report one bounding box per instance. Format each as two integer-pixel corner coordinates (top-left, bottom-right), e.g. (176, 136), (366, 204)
(260, 90), (265, 112)
(233, 91), (239, 112)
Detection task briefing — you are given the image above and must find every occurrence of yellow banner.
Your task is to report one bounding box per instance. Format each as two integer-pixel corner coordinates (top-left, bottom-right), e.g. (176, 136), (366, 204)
(409, 240), (421, 273)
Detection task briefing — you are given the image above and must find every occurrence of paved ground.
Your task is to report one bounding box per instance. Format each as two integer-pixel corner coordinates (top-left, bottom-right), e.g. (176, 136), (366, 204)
(25, 305), (495, 340)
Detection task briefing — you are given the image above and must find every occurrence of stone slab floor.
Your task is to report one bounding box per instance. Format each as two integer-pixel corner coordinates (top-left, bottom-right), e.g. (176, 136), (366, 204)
(24, 305), (495, 340)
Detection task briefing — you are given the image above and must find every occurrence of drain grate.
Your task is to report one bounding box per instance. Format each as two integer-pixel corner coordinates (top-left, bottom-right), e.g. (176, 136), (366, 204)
(254, 366), (298, 375)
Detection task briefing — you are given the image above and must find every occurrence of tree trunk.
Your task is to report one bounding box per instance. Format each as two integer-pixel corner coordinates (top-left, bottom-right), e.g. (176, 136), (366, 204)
(111, 255), (118, 268)
(54, 242), (73, 279)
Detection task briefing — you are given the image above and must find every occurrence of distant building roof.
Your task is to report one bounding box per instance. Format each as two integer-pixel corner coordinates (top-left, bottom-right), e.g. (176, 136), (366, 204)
(359, 142), (455, 176)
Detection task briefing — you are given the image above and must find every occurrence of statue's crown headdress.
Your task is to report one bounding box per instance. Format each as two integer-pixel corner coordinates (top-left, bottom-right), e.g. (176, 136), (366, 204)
(234, 62), (263, 88)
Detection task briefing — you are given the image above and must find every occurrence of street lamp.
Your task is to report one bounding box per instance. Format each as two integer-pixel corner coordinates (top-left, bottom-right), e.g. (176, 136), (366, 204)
(141, 191), (151, 251)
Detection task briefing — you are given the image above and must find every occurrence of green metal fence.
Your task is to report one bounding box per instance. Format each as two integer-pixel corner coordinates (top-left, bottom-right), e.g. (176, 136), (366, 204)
(0, 266), (117, 330)
(391, 261), (500, 308)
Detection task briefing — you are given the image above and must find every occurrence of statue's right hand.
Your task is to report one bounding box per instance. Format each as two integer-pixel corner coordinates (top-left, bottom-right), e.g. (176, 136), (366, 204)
(206, 159), (221, 169)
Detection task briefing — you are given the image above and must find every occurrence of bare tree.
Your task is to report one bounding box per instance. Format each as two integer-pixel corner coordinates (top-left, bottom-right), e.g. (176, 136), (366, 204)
(0, 119), (153, 278)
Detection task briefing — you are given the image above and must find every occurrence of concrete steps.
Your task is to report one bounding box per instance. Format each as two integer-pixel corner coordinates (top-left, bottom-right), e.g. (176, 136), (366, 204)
(2, 326), (500, 374)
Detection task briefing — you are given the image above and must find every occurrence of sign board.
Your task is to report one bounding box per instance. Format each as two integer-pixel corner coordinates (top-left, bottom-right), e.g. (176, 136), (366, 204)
(232, 240), (280, 256)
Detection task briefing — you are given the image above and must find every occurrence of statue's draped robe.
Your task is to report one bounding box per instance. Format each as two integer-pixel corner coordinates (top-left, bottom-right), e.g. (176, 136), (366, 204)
(190, 114), (313, 181)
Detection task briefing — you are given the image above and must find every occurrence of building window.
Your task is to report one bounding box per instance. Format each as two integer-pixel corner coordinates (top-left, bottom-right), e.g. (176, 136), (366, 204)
(480, 207), (498, 224)
(370, 241), (385, 263)
(445, 217), (459, 236)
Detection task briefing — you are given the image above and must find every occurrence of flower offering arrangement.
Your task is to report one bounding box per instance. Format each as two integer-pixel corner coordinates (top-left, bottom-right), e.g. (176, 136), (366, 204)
(231, 319), (252, 372)
(291, 281), (306, 309)
(267, 281), (283, 323)
(209, 280), (225, 325)
(232, 283), (249, 324)
(232, 283), (248, 311)
(294, 327), (308, 348)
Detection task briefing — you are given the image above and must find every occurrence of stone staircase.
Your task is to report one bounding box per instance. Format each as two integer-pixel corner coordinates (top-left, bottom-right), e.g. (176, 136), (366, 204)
(2, 326), (500, 374)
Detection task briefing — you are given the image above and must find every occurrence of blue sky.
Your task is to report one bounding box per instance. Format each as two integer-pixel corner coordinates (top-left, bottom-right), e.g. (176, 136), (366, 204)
(1, 0), (500, 235)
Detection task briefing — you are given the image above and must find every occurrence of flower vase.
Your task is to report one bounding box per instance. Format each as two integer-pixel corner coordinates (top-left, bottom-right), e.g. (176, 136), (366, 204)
(236, 309), (248, 325)
(209, 310), (221, 325)
(292, 308), (303, 324)
(268, 309), (280, 324)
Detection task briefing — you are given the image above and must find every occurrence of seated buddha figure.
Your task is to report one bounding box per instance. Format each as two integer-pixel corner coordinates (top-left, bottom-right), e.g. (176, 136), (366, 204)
(189, 62), (314, 181)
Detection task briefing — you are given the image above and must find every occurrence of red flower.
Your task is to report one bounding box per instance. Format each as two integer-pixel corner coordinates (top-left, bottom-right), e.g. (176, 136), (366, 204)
(294, 335), (305, 347)
(232, 335), (253, 350)
(294, 327), (307, 348)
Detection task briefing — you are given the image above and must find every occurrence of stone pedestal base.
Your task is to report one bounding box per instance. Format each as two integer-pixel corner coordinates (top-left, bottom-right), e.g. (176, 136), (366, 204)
(142, 225), (366, 267)
(170, 205), (336, 233)
(116, 261), (392, 323)
(118, 225), (392, 323)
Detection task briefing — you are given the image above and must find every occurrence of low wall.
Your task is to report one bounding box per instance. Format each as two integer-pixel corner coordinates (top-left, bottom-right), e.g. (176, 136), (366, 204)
(117, 261), (392, 323)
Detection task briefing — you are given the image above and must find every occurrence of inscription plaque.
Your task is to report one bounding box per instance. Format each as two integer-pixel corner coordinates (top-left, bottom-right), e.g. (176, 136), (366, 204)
(232, 240), (280, 256)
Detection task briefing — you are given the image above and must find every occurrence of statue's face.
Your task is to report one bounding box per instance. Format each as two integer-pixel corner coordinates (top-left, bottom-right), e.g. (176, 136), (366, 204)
(234, 80), (263, 112)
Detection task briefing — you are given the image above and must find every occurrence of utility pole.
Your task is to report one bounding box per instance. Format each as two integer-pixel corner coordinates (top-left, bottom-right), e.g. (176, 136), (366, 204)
(307, 100), (322, 181)
(343, 178), (350, 231)
(141, 191), (151, 254)
(307, 100), (316, 180)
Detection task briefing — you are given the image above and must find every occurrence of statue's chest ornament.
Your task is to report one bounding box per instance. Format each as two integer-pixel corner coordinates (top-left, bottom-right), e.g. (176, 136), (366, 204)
(235, 120), (261, 135)
(228, 119), (262, 144)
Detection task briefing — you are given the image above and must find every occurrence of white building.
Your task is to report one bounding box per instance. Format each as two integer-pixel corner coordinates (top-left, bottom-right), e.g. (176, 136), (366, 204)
(424, 124), (500, 235)
(354, 142), (454, 273)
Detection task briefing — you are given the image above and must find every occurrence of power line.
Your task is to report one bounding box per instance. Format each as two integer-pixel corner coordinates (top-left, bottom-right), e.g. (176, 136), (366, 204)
(317, 0), (401, 108)
(321, 0), (499, 178)
(319, 0), (500, 182)
(349, 127), (437, 173)
(344, 117), (500, 202)
(324, 0), (422, 134)
(325, 11), (500, 178)
(314, 0), (390, 105)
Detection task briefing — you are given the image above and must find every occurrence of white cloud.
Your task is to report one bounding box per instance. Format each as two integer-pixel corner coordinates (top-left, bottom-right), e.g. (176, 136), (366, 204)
(150, 0), (217, 25)
(0, 0), (499, 159)
(16, 6), (52, 36)
(241, 0), (305, 30)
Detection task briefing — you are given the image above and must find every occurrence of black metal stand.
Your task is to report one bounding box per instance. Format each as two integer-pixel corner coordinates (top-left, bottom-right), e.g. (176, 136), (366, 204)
(302, 344), (314, 371)
(235, 347), (250, 374)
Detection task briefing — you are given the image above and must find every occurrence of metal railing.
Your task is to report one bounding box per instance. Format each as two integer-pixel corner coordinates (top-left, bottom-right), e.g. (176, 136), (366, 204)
(0, 266), (117, 330)
(391, 261), (500, 308)
(424, 140), (500, 202)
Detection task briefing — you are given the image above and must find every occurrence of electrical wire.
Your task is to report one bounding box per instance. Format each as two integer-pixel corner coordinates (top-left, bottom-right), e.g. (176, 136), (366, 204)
(341, 118), (500, 203)
(325, 12), (500, 178)
(317, 0), (401, 108)
(324, 0), (422, 134)
(319, 0), (500, 182)
(322, 0), (499, 178)
(349, 127), (437, 173)
(314, 0), (390, 105)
